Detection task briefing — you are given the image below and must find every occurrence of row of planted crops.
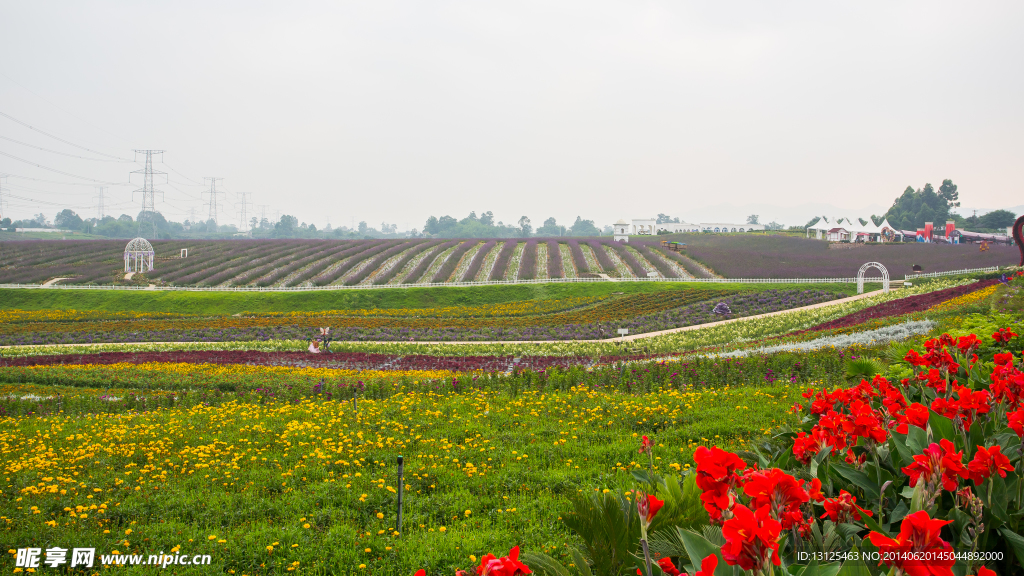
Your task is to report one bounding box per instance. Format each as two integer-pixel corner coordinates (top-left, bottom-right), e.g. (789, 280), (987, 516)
(0, 237), (716, 286)
(0, 272), (1021, 574)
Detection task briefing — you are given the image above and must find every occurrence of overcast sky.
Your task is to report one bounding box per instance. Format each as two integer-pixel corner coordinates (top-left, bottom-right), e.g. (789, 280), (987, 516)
(1, 1), (1022, 230)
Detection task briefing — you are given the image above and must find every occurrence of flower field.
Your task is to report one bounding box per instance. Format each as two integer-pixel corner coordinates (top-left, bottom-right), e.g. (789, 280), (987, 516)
(672, 233), (1016, 278)
(0, 380), (802, 574)
(0, 288), (847, 345)
(2, 267), (1023, 574)
(3, 234), (1015, 287)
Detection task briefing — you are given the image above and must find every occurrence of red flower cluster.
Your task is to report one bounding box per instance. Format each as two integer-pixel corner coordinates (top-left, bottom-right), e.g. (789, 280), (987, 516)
(721, 504), (781, 571)
(930, 386), (991, 428)
(475, 546), (531, 576)
(793, 375), (897, 464)
(638, 435), (653, 456)
(694, 446), (822, 572)
(992, 327), (1017, 343)
(694, 446), (747, 522)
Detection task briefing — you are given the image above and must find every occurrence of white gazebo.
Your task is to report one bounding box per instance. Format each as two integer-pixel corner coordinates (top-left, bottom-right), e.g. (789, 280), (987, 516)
(124, 237), (155, 273)
(613, 219), (630, 242)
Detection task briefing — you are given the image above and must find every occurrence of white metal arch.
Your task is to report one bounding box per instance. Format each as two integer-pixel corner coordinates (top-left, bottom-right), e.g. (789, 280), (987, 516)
(857, 261), (889, 294)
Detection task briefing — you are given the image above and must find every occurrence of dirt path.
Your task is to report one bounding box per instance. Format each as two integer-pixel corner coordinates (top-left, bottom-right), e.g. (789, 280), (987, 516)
(0, 289), (887, 350)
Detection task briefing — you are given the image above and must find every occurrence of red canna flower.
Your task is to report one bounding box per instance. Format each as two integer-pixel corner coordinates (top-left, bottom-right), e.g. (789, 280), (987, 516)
(693, 554), (718, 576)
(902, 439), (967, 492)
(841, 400), (889, 444)
(894, 403), (930, 434)
(994, 352), (1015, 366)
(820, 490), (872, 523)
(967, 445), (1014, 484)
(867, 510), (954, 576)
(415, 571), (426, 576)
(635, 490), (665, 526)
(742, 468), (809, 518)
(904, 349), (930, 367)
(993, 328), (1018, 343)
(804, 478), (824, 502)
(639, 435), (653, 456)
(956, 334), (981, 354)
(475, 546), (531, 576)
(721, 504), (781, 572)
(694, 446), (747, 522)
(1009, 409), (1024, 437)
(657, 557), (681, 576)
(973, 567), (996, 576)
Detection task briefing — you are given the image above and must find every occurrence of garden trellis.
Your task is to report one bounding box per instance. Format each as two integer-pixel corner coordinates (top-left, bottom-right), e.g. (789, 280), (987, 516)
(123, 237), (155, 273)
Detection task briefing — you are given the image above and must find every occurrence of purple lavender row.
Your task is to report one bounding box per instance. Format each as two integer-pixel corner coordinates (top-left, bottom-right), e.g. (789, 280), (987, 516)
(488, 241), (517, 280)
(256, 242), (361, 287)
(517, 240), (538, 280)
(461, 240), (497, 282)
(310, 241), (393, 286)
(587, 240), (616, 272)
(403, 240), (459, 284)
(431, 241), (479, 283)
(547, 240), (563, 278)
(344, 240), (425, 286)
(566, 240), (589, 274)
(631, 243), (679, 279)
(606, 242), (648, 277)
(374, 240), (444, 285)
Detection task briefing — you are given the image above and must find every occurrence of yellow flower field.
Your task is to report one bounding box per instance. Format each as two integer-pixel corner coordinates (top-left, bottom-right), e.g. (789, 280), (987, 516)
(0, 382), (802, 575)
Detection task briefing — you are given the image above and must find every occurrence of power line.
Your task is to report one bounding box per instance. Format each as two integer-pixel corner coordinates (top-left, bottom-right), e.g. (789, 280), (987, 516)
(0, 172), (131, 187)
(0, 149), (130, 185)
(0, 135), (133, 162)
(161, 160), (204, 186)
(0, 110), (134, 161)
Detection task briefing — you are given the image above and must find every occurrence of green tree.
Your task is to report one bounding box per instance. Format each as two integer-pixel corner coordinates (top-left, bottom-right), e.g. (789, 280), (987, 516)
(656, 213), (679, 224)
(518, 215), (532, 236)
(536, 217), (561, 236)
(883, 181), (958, 230)
(980, 209), (1016, 229)
(746, 214), (759, 225)
(54, 209), (84, 231)
(570, 216), (600, 236)
(479, 211), (494, 226)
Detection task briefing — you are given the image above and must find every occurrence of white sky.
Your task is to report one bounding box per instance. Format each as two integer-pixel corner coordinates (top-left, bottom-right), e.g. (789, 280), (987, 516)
(1, 1), (1022, 230)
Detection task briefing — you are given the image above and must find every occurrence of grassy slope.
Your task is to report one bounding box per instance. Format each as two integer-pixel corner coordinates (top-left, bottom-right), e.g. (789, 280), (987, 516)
(0, 282), (859, 314)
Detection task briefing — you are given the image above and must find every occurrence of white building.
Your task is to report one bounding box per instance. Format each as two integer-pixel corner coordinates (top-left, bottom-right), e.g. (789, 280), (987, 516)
(700, 223), (765, 233)
(632, 218), (656, 235)
(613, 219), (630, 242)
(805, 216), (898, 242)
(658, 222), (701, 233)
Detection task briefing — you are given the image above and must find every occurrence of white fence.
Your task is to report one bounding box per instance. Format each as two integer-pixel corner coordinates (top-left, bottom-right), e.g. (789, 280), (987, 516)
(904, 266), (1001, 280)
(0, 265), (1000, 292)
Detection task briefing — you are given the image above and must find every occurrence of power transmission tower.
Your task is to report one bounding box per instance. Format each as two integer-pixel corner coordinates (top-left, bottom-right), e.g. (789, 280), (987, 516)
(236, 191), (253, 233)
(203, 177), (224, 226)
(95, 186), (105, 220)
(187, 206), (197, 225)
(131, 150), (166, 239)
(259, 204), (268, 226)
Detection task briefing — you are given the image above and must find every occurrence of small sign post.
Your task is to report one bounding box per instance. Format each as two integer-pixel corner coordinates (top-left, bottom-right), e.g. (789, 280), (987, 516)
(617, 328), (629, 337)
(396, 455), (405, 535)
